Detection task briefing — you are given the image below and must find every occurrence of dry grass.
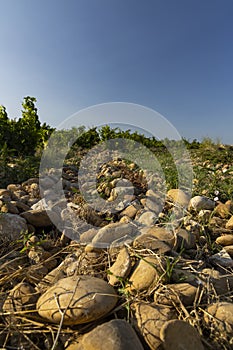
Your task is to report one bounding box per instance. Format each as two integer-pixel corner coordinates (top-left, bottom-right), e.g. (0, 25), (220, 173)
(0, 235), (232, 349)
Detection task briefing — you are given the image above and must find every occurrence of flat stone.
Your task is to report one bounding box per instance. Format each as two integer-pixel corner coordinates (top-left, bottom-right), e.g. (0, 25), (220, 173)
(146, 226), (176, 247)
(90, 222), (138, 248)
(68, 319), (144, 350)
(20, 209), (59, 227)
(108, 247), (131, 286)
(108, 186), (134, 202)
(133, 234), (171, 254)
(37, 275), (117, 325)
(160, 319), (204, 350)
(133, 302), (176, 349)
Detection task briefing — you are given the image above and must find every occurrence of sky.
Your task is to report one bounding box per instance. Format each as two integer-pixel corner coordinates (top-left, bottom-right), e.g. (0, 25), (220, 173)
(0, 0), (233, 144)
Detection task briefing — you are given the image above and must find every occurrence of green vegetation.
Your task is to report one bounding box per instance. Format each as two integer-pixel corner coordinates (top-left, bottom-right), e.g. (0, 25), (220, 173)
(0, 97), (233, 202)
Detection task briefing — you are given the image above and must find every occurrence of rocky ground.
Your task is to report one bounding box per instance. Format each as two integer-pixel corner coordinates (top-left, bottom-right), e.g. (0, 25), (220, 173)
(0, 153), (233, 349)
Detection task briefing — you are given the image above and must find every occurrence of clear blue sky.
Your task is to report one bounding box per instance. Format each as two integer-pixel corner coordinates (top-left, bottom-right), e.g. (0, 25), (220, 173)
(0, 0), (233, 144)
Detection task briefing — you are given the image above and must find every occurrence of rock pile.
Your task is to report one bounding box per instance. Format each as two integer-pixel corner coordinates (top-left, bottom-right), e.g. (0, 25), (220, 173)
(0, 159), (233, 349)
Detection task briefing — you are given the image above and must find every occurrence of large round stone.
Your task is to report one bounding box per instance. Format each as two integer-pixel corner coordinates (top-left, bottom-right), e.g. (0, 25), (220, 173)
(37, 275), (117, 325)
(160, 319), (204, 350)
(67, 319), (144, 350)
(133, 302), (177, 349)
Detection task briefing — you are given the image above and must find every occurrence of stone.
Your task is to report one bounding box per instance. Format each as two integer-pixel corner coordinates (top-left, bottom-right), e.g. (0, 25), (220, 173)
(7, 183), (23, 192)
(108, 186), (134, 202)
(26, 265), (49, 284)
(171, 268), (198, 285)
(133, 302), (176, 349)
(226, 216), (233, 230)
(146, 226), (176, 247)
(214, 203), (231, 219)
(189, 196), (215, 211)
(80, 228), (98, 244)
(176, 228), (196, 250)
(119, 215), (131, 224)
(29, 183), (40, 198)
(90, 222), (138, 248)
(108, 247), (131, 286)
(223, 245), (233, 257)
(3, 282), (38, 314)
(200, 268), (233, 295)
(119, 204), (138, 219)
(154, 283), (197, 307)
(216, 234), (233, 246)
(68, 319), (144, 350)
(143, 198), (162, 213)
(39, 176), (57, 190)
(26, 201), (45, 212)
(20, 209), (59, 227)
(146, 189), (161, 200)
(37, 275), (117, 325)
(209, 249), (233, 268)
(36, 267), (66, 292)
(0, 189), (11, 197)
(127, 255), (165, 293)
(209, 216), (225, 228)
(15, 200), (31, 212)
(167, 189), (190, 207)
(0, 213), (27, 241)
(1, 201), (19, 214)
(137, 211), (157, 226)
(204, 302), (233, 335)
(22, 177), (39, 187)
(133, 234), (171, 254)
(27, 246), (56, 270)
(160, 319), (204, 350)
(226, 200), (233, 213)
(11, 190), (27, 200)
